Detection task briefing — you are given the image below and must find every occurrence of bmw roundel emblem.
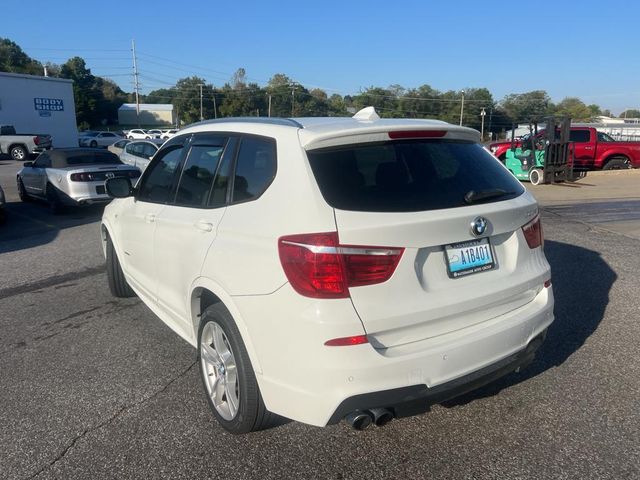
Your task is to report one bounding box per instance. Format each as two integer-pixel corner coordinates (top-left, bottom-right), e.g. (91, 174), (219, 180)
(470, 216), (489, 237)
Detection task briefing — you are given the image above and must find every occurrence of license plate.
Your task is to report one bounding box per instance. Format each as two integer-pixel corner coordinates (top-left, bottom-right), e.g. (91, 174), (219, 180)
(445, 238), (495, 278)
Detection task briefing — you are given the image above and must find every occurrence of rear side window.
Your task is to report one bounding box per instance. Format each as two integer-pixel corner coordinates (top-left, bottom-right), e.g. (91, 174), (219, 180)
(307, 140), (524, 212)
(569, 130), (590, 143)
(231, 137), (276, 203)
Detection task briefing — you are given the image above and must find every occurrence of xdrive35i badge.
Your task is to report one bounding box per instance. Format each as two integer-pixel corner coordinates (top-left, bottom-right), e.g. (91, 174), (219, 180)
(470, 216), (489, 237)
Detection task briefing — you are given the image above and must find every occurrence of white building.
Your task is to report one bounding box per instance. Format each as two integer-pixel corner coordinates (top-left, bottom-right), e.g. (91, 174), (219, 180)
(118, 103), (175, 126)
(0, 72), (78, 147)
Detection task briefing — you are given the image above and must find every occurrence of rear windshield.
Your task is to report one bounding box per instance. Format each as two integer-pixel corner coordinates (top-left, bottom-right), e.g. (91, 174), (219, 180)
(307, 140), (524, 212)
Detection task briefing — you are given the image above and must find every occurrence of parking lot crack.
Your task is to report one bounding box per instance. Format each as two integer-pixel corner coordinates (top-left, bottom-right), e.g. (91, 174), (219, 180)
(26, 360), (196, 479)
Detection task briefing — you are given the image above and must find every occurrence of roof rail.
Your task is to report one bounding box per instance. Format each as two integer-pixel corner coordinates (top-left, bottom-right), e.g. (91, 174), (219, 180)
(186, 117), (304, 129)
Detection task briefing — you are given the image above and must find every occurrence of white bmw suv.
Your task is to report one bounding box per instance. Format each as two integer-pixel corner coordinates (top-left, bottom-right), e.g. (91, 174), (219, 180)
(102, 107), (554, 434)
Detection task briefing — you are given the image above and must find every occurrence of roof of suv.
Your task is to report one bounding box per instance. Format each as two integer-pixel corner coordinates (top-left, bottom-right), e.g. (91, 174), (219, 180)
(180, 107), (481, 150)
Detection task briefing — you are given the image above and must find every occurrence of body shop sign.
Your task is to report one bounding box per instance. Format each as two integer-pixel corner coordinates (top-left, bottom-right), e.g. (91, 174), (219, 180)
(34, 98), (64, 111)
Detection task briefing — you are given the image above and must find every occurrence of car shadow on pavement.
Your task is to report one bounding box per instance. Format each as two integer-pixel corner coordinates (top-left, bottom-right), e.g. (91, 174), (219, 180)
(441, 239), (616, 408)
(0, 201), (104, 254)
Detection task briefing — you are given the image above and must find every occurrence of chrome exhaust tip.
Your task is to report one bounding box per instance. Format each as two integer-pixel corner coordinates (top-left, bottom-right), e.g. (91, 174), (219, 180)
(345, 411), (373, 430)
(369, 408), (394, 427)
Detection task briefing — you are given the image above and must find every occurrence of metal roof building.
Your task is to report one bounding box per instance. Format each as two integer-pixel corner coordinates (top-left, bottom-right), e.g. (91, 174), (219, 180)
(118, 103), (175, 126)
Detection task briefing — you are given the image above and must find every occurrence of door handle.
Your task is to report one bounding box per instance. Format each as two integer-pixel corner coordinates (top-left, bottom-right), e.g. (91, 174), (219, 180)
(194, 220), (214, 232)
(145, 213), (156, 223)
(584, 146), (593, 150)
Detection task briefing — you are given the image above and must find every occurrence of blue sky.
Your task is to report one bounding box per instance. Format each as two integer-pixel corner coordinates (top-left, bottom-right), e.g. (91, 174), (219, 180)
(6, 0), (639, 114)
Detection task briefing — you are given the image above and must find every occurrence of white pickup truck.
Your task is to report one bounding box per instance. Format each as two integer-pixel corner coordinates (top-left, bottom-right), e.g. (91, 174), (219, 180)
(0, 125), (52, 160)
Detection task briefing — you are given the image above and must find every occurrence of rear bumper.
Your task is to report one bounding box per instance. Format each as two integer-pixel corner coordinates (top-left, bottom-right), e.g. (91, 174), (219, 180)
(31, 146), (51, 155)
(326, 328), (546, 424)
(234, 282), (554, 427)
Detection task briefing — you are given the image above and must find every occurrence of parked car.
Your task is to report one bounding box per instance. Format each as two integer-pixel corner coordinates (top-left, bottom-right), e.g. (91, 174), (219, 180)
(17, 148), (141, 213)
(162, 129), (179, 140)
(0, 183), (6, 223)
(1, 125), (52, 160)
(147, 129), (164, 139)
(119, 140), (158, 172)
(78, 131), (123, 148)
(489, 127), (640, 170)
(108, 139), (131, 156)
(102, 107), (553, 434)
(127, 129), (150, 140)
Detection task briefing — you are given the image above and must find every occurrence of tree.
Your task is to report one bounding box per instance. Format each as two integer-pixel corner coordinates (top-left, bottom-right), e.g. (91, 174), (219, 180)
(500, 90), (553, 123)
(619, 109), (640, 119)
(0, 38), (42, 75)
(59, 57), (98, 127)
(168, 76), (212, 124)
(554, 97), (594, 122)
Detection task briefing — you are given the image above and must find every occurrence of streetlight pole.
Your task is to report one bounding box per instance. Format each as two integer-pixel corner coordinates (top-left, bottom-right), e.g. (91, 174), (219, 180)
(480, 108), (486, 141)
(459, 90), (465, 126)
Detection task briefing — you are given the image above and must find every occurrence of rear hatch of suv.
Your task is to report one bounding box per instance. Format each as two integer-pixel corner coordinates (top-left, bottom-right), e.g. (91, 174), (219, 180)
(303, 129), (547, 349)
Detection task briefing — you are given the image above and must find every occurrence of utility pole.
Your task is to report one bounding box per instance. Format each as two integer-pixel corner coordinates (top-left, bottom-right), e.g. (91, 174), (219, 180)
(212, 93), (217, 119)
(291, 82), (297, 117)
(198, 84), (204, 121)
(459, 89), (465, 126)
(131, 39), (140, 128)
(480, 108), (486, 141)
(268, 94), (272, 117)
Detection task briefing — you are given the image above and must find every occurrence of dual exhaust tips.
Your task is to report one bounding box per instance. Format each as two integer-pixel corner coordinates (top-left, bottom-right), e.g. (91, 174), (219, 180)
(345, 408), (394, 430)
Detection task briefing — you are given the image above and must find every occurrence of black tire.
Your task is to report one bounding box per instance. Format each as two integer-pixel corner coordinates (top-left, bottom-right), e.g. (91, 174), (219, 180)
(90, 140), (98, 148)
(602, 157), (631, 170)
(198, 304), (279, 434)
(106, 234), (135, 298)
(46, 184), (64, 214)
(529, 168), (543, 185)
(17, 178), (31, 202)
(10, 145), (27, 161)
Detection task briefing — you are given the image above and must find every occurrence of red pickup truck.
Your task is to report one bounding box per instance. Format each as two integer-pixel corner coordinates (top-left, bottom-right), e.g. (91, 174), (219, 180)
(488, 127), (640, 170)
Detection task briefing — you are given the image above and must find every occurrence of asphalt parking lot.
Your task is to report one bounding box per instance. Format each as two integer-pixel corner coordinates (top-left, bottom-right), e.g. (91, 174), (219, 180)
(1, 159), (639, 480)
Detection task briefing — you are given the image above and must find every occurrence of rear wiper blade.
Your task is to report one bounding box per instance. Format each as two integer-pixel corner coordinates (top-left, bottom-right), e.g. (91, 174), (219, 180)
(464, 189), (513, 205)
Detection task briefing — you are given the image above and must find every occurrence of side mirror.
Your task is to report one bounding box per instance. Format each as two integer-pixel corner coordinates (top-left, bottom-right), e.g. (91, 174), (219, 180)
(105, 177), (133, 198)
(23, 161), (34, 168)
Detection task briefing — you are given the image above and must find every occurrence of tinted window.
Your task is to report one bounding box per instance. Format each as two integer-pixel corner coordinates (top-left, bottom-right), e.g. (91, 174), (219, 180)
(569, 130), (590, 143)
(307, 140), (525, 212)
(143, 143), (158, 158)
(34, 154), (51, 168)
(231, 137), (276, 203)
(133, 143), (146, 157)
(174, 143), (225, 207)
(66, 153), (120, 165)
(114, 140), (128, 148)
(137, 146), (184, 203)
(209, 138), (237, 208)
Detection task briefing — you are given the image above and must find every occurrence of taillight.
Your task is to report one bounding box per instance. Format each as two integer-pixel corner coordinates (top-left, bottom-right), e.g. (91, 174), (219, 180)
(278, 232), (404, 299)
(33, 136), (40, 145)
(388, 130), (446, 139)
(70, 172), (93, 181)
(522, 215), (543, 249)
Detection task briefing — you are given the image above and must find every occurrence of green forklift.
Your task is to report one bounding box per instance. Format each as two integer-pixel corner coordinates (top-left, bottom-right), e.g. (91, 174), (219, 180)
(504, 117), (580, 185)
